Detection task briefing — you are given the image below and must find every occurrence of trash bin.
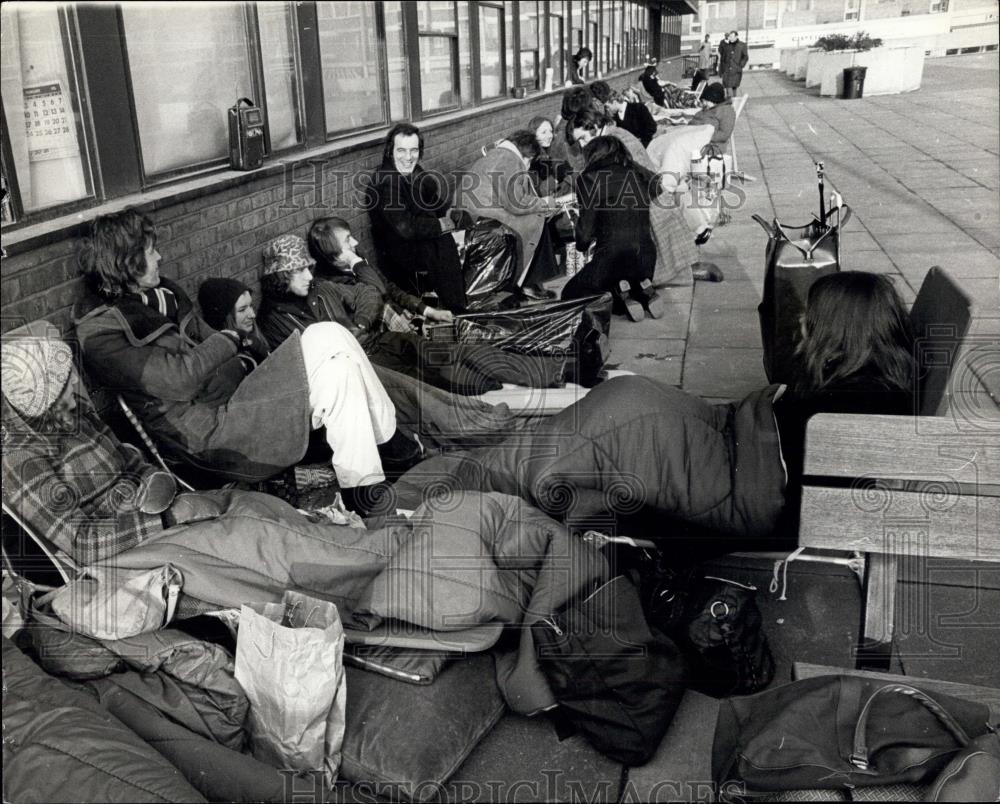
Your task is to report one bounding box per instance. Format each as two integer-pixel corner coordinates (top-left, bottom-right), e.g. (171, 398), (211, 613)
(842, 66), (868, 99)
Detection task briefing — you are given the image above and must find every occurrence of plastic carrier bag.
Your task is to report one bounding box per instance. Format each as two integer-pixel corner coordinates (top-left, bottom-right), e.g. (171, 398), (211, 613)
(235, 590), (346, 784)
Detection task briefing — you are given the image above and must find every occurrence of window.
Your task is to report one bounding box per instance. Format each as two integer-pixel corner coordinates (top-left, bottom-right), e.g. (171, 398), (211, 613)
(763, 0), (779, 28)
(519, 1), (540, 88)
(384, 2), (410, 121)
(418, 1), (459, 112)
(844, 0), (860, 21)
(706, 3), (720, 20)
(478, 4), (505, 99)
(0, 3), (94, 213)
(930, 0), (949, 11)
(317, 2), (392, 135)
(257, 3), (302, 151)
(691, 15), (702, 34)
(121, 4), (255, 180)
(457, 1), (472, 104)
(549, 8), (566, 84)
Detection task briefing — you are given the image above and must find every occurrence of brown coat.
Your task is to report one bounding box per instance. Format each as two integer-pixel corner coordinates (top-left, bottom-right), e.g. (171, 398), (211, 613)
(457, 142), (559, 285)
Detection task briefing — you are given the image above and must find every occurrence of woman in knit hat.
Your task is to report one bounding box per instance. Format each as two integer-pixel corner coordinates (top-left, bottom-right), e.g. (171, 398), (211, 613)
(197, 277), (270, 370)
(73, 210), (421, 515)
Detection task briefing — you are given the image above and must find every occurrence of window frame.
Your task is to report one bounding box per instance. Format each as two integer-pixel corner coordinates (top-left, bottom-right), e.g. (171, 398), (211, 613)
(475, 1), (508, 101)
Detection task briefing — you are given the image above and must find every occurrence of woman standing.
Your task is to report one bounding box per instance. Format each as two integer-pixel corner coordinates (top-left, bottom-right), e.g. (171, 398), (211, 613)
(562, 136), (660, 322)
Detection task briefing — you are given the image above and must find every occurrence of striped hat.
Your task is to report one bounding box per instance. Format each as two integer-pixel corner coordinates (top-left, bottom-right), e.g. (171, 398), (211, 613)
(1, 336), (74, 418)
(262, 234), (315, 276)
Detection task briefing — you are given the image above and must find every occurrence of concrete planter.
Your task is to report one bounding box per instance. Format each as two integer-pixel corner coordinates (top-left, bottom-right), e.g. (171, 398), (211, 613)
(817, 46), (925, 96)
(792, 48), (815, 80)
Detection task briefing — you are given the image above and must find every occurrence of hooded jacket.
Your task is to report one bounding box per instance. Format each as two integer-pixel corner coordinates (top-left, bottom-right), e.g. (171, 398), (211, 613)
(73, 276), (311, 482)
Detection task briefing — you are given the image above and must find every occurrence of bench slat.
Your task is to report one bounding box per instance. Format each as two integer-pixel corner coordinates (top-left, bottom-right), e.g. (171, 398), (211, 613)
(799, 488), (1000, 559)
(803, 414), (1000, 482)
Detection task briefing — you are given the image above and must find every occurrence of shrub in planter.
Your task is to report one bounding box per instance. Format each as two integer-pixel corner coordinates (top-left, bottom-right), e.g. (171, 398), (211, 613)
(814, 31), (883, 52)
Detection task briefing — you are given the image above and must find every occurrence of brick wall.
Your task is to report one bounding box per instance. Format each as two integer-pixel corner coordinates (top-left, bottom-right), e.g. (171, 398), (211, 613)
(0, 73), (638, 336)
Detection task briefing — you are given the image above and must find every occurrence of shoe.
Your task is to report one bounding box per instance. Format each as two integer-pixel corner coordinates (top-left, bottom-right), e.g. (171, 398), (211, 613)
(341, 482), (397, 518)
(691, 261), (724, 282)
(634, 278), (663, 320)
(519, 283), (557, 301)
(378, 429), (425, 479)
(694, 226), (713, 246)
(614, 280), (645, 322)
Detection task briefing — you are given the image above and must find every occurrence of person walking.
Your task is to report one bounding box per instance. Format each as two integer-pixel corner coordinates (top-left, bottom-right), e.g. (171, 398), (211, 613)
(718, 30), (748, 98)
(692, 35), (713, 90)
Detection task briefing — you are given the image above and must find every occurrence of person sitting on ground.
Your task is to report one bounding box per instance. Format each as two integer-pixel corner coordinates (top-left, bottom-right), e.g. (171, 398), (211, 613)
(562, 136), (660, 323)
(549, 85), (603, 175)
(639, 60), (668, 107)
(569, 47), (593, 85)
(197, 277), (271, 369)
(308, 216), (454, 332)
(301, 223), (569, 390)
(249, 235), (529, 449)
(527, 115), (573, 197)
(366, 123), (467, 311)
(73, 209), (419, 513)
(606, 88), (657, 147)
(570, 107), (722, 284)
(456, 130), (566, 301)
(396, 272), (915, 551)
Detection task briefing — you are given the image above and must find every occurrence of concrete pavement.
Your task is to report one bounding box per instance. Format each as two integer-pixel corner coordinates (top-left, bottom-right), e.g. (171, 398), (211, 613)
(610, 52), (999, 410)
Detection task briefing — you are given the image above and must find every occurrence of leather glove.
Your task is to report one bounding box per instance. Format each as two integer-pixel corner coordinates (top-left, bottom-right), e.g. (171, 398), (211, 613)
(136, 470), (178, 515)
(163, 492), (224, 528)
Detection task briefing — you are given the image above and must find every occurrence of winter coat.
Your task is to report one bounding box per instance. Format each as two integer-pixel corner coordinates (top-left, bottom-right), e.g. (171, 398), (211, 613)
(395, 375), (789, 541)
(73, 277), (311, 482)
(718, 39), (748, 88)
(2, 634), (207, 803)
(689, 98), (736, 145)
(605, 125), (699, 284)
(457, 141), (560, 286)
(314, 254), (427, 318)
(367, 159), (468, 310)
(617, 102), (658, 147)
(698, 42), (713, 70)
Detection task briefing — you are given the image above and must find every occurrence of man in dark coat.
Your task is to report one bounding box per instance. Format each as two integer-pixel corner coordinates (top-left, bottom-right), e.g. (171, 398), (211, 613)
(366, 123), (468, 311)
(718, 30), (749, 98)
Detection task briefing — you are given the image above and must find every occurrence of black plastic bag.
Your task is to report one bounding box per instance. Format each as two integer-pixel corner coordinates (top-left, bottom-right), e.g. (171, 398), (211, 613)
(462, 218), (518, 301)
(451, 294), (613, 387)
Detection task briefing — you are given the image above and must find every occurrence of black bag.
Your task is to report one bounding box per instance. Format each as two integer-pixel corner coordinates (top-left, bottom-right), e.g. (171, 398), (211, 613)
(713, 675), (1000, 801)
(532, 575), (687, 766)
(462, 218), (519, 302)
(640, 562), (775, 698)
(441, 294), (614, 387)
(754, 163), (852, 385)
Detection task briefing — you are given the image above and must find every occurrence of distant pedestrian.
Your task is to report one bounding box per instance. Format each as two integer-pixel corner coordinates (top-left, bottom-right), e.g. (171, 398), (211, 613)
(718, 30), (748, 99)
(692, 35), (713, 90)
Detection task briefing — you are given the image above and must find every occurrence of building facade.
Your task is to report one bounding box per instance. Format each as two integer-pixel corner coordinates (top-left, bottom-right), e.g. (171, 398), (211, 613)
(0, 1), (695, 333)
(680, 0), (998, 67)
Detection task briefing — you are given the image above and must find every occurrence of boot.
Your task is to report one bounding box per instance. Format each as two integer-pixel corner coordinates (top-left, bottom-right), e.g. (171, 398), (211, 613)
(633, 278), (663, 320)
(341, 481), (397, 518)
(614, 280), (644, 322)
(377, 429), (424, 478)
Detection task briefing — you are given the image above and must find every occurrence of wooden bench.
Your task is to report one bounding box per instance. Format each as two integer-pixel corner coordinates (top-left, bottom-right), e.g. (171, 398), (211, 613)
(795, 265), (999, 670)
(798, 413), (1000, 670)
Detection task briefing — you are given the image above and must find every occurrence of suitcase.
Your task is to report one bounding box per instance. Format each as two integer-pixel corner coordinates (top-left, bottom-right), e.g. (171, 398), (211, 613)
(755, 163), (851, 384)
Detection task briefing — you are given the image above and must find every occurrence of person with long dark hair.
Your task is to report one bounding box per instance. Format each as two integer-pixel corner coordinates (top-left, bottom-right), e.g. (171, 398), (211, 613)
(570, 46), (593, 85)
(562, 136), (660, 322)
(395, 271), (915, 550)
(366, 123), (467, 311)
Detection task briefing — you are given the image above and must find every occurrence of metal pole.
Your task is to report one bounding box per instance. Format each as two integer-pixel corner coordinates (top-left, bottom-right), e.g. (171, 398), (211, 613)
(745, 0), (750, 46)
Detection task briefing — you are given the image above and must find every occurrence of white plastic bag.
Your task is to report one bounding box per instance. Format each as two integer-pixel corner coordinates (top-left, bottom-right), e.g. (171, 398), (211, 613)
(234, 590), (346, 783)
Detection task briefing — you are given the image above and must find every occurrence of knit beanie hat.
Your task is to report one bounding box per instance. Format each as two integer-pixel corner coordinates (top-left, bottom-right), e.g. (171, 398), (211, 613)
(262, 234), (315, 277)
(1, 336), (74, 418)
(198, 277), (251, 331)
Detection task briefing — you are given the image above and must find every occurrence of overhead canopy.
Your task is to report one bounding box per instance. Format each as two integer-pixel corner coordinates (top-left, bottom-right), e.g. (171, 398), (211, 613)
(658, 0), (699, 15)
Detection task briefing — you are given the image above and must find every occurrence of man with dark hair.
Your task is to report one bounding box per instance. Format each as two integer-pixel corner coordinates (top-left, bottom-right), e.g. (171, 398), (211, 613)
(366, 123), (468, 311)
(549, 86), (603, 173)
(606, 89), (657, 147)
(718, 30), (749, 98)
(457, 130), (565, 300)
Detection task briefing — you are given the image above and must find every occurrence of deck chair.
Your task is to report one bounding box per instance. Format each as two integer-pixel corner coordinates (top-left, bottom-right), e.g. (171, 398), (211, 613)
(726, 94), (754, 183)
(116, 395), (195, 492)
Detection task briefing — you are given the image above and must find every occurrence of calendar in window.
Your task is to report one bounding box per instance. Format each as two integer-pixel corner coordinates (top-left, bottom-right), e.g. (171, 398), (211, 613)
(24, 81), (80, 162)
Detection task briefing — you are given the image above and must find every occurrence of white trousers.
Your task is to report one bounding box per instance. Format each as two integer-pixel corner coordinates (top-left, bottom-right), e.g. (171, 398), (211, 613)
(299, 322), (396, 488)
